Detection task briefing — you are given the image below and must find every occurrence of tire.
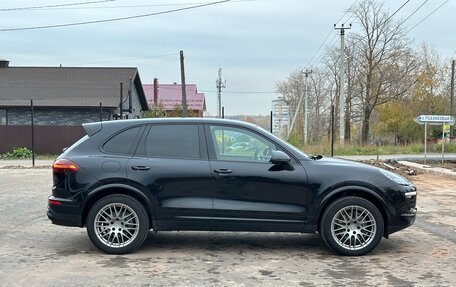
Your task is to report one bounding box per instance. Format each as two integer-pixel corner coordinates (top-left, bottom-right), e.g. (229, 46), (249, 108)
(320, 196), (384, 256)
(87, 194), (149, 254)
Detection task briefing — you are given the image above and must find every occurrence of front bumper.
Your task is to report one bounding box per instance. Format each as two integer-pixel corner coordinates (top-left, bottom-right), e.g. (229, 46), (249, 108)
(385, 186), (417, 236)
(387, 207), (417, 234)
(47, 196), (82, 227)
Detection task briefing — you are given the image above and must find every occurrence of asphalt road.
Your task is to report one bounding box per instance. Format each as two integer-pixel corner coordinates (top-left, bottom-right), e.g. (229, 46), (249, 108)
(0, 168), (455, 287)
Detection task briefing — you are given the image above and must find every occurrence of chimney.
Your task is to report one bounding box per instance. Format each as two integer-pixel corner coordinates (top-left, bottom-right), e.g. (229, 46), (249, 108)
(0, 59), (10, 68)
(153, 78), (159, 105)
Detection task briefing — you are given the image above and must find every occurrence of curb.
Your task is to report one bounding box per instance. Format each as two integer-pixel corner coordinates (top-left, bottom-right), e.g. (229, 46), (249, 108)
(398, 161), (456, 179)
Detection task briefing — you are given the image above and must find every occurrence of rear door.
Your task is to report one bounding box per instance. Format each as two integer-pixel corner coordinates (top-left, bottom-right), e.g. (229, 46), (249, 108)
(127, 123), (214, 230)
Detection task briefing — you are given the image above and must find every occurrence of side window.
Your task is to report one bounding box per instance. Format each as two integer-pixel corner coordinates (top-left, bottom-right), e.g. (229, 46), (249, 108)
(145, 124), (200, 159)
(210, 126), (276, 162)
(103, 126), (141, 154)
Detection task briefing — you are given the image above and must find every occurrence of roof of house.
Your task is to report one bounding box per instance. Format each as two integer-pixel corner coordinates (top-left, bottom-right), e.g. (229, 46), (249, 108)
(0, 66), (148, 110)
(143, 83), (206, 111)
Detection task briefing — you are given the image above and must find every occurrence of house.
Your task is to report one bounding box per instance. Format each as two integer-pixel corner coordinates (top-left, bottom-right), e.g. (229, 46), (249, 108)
(0, 60), (148, 153)
(143, 79), (206, 117)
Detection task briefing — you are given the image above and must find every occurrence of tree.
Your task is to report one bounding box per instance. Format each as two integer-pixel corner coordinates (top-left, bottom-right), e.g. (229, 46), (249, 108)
(372, 43), (450, 143)
(168, 104), (197, 117)
(142, 103), (166, 118)
(351, 0), (417, 144)
(309, 68), (333, 143)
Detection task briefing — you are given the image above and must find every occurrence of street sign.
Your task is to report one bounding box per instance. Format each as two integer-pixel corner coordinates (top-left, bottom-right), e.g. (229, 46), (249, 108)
(413, 114), (455, 164)
(414, 115), (455, 125)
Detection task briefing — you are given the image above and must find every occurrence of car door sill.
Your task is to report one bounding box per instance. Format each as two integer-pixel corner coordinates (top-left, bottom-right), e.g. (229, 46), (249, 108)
(177, 215), (305, 223)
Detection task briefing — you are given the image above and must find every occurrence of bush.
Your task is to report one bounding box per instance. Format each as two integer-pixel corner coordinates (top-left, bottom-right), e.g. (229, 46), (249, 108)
(1, 147), (33, 159)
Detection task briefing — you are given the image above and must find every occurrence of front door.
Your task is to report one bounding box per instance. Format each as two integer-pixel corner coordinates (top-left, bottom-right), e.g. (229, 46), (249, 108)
(205, 124), (309, 232)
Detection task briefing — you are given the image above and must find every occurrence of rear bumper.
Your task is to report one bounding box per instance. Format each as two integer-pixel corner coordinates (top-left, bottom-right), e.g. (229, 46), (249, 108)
(47, 196), (82, 227)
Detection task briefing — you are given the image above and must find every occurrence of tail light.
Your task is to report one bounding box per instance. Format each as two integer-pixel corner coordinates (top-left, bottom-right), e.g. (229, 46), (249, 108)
(48, 199), (62, 206)
(53, 159), (79, 173)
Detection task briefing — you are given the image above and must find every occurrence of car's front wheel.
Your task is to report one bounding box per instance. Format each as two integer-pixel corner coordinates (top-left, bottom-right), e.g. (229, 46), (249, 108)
(320, 196), (384, 256)
(87, 194), (149, 254)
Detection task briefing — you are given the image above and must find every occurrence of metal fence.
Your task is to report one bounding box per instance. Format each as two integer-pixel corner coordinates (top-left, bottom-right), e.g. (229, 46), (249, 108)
(0, 125), (85, 154)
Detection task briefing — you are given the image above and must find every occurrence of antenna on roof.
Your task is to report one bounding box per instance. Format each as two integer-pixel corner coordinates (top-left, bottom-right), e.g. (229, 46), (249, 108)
(216, 68), (226, 118)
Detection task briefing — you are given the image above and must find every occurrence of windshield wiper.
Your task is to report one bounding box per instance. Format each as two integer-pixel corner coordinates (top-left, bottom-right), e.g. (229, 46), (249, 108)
(309, 154), (323, 160)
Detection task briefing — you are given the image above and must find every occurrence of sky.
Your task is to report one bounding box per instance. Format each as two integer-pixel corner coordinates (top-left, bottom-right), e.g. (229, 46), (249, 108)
(1, 0), (455, 116)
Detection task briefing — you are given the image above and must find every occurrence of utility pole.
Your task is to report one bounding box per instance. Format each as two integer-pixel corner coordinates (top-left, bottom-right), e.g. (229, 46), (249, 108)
(216, 68), (226, 118)
(180, 50), (187, 117)
(302, 69), (312, 145)
(119, 81), (123, 119)
(451, 59), (455, 137)
(334, 23), (351, 145)
(30, 99), (35, 167)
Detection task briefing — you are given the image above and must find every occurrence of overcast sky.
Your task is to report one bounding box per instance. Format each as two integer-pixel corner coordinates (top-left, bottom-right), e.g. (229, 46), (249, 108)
(1, 0), (455, 116)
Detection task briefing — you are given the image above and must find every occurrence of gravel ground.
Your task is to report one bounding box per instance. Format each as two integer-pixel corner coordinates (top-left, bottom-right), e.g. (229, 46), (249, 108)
(0, 169), (455, 287)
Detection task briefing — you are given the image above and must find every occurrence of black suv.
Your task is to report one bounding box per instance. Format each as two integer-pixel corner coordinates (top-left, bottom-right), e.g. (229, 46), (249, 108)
(47, 118), (417, 256)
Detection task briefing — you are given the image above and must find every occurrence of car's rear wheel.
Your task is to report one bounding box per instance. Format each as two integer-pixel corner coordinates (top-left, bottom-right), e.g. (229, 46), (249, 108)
(320, 196), (384, 256)
(87, 194), (149, 254)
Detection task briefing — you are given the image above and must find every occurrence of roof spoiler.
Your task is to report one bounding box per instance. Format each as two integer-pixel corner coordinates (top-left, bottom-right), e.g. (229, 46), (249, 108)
(82, 122), (102, 136)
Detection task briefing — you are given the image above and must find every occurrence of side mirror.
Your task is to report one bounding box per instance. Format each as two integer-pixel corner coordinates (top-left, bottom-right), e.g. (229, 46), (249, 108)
(270, 150), (291, 164)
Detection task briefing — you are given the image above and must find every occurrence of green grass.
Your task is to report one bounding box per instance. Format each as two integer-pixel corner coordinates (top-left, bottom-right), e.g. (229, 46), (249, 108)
(300, 143), (456, 156)
(0, 154), (58, 160)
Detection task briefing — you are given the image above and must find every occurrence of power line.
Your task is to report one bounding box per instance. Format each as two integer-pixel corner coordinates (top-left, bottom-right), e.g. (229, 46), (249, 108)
(305, 30), (333, 68)
(200, 90), (275, 94)
(0, 0), (231, 32)
(1, 1), (255, 11)
(309, 33), (338, 69)
(0, 0), (116, 12)
(342, 0), (411, 55)
(397, 0), (428, 27)
(336, 0), (358, 25)
(305, 0), (359, 68)
(407, 0), (449, 33)
(384, 0), (410, 26)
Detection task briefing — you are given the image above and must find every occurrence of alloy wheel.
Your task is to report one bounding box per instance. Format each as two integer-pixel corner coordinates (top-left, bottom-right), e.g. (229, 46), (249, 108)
(330, 205), (377, 251)
(94, 203), (140, 248)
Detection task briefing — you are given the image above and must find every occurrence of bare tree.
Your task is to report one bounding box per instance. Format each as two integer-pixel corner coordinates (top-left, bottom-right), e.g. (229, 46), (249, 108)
(351, 0), (417, 144)
(309, 68), (333, 143)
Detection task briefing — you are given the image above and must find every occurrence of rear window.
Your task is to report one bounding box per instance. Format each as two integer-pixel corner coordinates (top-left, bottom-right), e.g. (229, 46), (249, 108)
(145, 124), (200, 159)
(103, 126), (141, 154)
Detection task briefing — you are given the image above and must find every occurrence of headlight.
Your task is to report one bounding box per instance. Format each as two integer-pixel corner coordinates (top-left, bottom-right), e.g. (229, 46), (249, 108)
(379, 168), (411, 186)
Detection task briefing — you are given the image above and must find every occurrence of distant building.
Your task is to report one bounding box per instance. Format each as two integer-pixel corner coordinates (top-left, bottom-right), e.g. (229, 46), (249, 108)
(0, 60), (148, 125)
(0, 60), (148, 153)
(143, 80), (206, 117)
(272, 96), (289, 138)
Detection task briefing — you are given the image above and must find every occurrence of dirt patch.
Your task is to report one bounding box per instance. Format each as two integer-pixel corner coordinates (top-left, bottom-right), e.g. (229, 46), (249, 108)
(361, 159), (421, 178)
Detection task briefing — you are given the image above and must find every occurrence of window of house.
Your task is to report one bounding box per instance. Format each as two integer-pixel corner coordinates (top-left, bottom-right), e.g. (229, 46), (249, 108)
(145, 125), (200, 159)
(209, 126), (276, 162)
(103, 126), (142, 154)
(0, 109), (6, 125)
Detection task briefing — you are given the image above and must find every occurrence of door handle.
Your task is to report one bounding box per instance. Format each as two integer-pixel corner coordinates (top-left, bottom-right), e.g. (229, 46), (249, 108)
(131, 165), (151, 171)
(214, 168), (233, 174)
